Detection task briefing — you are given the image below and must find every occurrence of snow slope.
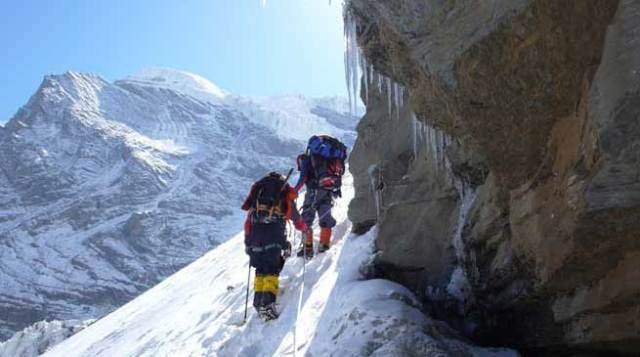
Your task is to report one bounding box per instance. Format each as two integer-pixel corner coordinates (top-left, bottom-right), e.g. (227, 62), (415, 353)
(0, 67), (359, 340)
(44, 174), (518, 357)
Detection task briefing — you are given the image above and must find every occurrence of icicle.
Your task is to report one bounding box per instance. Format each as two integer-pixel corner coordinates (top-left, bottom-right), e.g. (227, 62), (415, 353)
(440, 132), (449, 169)
(385, 77), (392, 119)
(343, 6), (360, 115)
(393, 83), (398, 120)
(437, 131), (443, 169)
(424, 123), (429, 150)
(368, 165), (382, 219)
(393, 84), (397, 109)
(344, 55), (352, 113)
(415, 118), (456, 183)
(369, 65), (374, 92)
(425, 124), (438, 172)
(368, 64), (373, 94)
(411, 113), (420, 158)
(435, 130), (441, 171)
(360, 53), (369, 105)
(449, 178), (478, 301)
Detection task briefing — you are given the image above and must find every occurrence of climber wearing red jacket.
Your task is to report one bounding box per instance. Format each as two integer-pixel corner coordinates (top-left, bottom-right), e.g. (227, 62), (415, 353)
(241, 172), (309, 320)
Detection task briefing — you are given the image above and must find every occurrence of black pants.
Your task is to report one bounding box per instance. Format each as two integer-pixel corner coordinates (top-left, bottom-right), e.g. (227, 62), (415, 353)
(248, 220), (286, 308)
(301, 188), (336, 229)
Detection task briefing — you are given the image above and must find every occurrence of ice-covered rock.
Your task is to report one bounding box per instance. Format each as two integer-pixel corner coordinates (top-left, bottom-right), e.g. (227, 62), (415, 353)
(0, 320), (93, 357)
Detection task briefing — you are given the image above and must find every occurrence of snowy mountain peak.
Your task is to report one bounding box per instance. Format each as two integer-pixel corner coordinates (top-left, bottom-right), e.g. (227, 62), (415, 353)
(121, 67), (227, 103)
(0, 68), (360, 342)
(35, 71), (110, 110)
(42, 71), (109, 90)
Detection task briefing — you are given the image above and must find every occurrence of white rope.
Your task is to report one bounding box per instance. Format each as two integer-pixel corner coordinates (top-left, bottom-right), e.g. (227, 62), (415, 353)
(293, 232), (307, 357)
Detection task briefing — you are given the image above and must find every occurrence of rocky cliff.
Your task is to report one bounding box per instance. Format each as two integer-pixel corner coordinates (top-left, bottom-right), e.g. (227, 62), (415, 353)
(346, 0), (639, 354)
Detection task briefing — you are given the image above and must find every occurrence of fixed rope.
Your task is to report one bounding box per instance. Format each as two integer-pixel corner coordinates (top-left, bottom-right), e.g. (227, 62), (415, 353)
(293, 231), (308, 357)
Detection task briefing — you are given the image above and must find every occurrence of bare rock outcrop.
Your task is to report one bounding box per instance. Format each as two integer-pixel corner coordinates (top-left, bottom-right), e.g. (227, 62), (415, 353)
(347, 0), (639, 353)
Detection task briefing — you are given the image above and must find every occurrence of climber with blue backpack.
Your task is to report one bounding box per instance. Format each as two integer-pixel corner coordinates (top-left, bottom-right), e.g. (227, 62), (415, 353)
(294, 135), (347, 258)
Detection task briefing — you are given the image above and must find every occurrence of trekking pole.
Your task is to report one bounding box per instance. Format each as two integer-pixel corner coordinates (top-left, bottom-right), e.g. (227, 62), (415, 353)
(243, 263), (251, 324)
(290, 222), (296, 260)
(293, 231), (307, 357)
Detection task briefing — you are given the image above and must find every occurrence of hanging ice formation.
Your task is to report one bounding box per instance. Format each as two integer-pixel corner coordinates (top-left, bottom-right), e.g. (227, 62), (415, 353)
(412, 115), (476, 305)
(412, 113), (421, 158)
(410, 110), (477, 305)
(260, 0), (358, 113)
(360, 55), (369, 106)
(343, 0), (475, 308)
(393, 82), (403, 120)
(452, 179), (477, 263)
(343, 5), (360, 115)
(446, 177), (478, 306)
(344, 1), (406, 118)
(359, 61), (406, 120)
(367, 164), (382, 219)
(410, 112), (452, 176)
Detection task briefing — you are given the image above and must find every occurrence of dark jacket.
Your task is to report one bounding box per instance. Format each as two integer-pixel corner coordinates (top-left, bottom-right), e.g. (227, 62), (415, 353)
(242, 185), (307, 249)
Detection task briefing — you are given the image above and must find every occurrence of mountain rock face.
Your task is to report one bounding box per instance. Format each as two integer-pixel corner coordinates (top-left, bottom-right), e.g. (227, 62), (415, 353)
(346, 0), (639, 354)
(0, 68), (357, 341)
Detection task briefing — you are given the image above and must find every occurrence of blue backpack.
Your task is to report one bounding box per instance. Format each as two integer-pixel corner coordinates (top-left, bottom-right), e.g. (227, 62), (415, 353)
(307, 135), (347, 161)
(304, 136), (347, 195)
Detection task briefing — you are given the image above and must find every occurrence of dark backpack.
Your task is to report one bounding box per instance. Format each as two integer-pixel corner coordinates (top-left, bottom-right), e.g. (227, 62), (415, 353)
(242, 172), (288, 217)
(306, 135), (347, 191)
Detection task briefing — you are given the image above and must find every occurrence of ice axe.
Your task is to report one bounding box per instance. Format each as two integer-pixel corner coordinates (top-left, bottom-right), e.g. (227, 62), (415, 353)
(279, 168), (295, 197)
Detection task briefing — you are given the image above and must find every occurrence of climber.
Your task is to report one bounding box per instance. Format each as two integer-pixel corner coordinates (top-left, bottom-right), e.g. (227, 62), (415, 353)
(294, 135), (347, 258)
(242, 171), (310, 321)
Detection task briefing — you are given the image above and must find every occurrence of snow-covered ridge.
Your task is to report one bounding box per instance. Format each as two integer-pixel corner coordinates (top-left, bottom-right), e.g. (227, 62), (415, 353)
(121, 67), (227, 102)
(0, 68), (359, 341)
(44, 173), (518, 357)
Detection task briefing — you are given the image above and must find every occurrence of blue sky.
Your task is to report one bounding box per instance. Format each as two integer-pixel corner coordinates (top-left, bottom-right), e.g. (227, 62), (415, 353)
(0, 0), (346, 123)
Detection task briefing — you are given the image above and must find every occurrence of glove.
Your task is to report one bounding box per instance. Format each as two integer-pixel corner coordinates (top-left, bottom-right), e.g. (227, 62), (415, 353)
(294, 218), (308, 232)
(319, 177), (335, 188)
(282, 241), (292, 259)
